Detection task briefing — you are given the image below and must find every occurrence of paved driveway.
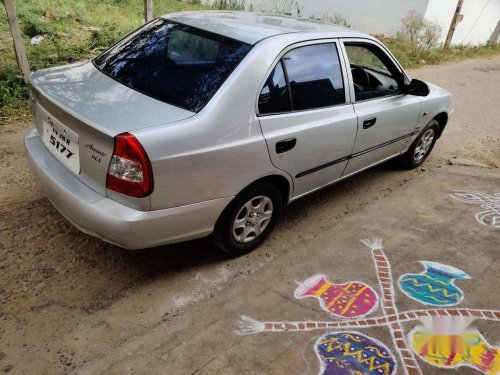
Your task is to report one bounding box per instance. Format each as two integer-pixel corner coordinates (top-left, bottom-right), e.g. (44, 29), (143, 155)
(0, 56), (499, 374)
(79, 166), (500, 375)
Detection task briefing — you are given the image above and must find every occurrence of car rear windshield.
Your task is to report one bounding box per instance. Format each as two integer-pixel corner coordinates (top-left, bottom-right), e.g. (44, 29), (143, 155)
(94, 19), (252, 112)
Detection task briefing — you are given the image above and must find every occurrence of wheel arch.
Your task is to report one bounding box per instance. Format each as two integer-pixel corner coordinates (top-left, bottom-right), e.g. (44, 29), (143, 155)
(433, 112), (449, 139)
(212, 174), (290, 254)
(241, 175), (292, 205)
(214, 174), (292, 229)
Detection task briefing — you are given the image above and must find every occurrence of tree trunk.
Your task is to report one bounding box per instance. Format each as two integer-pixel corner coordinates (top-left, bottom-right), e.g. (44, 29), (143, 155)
(3, 0), (30, 82)
(444, 0), (464, 49)
(144, 0), (153, 23)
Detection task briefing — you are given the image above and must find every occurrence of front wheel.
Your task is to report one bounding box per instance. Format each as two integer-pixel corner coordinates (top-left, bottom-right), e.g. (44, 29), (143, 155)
(396, 120), (439, 169)
(213, 183), (282, 257)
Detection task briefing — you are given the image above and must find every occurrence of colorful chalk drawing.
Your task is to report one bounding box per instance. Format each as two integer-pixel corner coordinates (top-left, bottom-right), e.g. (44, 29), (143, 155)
(316, 332), (397, 375)
(294, 274), (379, 319)
(236, 239), (500, 375)
(409, 327), (500, 374)
(398, 261), (470, 306)
(451, 190), (500, 228)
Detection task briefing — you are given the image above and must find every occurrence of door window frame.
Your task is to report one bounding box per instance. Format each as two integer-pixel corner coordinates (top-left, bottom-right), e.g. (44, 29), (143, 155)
(338, 38), (411, 104)
(255, 39), (352, 117)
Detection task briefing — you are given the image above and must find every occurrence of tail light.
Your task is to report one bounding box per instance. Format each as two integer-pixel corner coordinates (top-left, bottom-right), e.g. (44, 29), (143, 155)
(106, 132), (153, 198)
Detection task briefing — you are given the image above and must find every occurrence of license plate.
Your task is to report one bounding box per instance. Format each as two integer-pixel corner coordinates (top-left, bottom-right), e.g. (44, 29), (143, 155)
(42, 118), (80, 174)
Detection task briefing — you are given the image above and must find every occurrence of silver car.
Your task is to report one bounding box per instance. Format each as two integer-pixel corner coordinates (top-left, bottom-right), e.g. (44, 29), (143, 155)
(25, 12), (452, 255)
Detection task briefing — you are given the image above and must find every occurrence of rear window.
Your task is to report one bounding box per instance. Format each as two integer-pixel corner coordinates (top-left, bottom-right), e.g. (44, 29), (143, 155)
(94, 19), (252, 112)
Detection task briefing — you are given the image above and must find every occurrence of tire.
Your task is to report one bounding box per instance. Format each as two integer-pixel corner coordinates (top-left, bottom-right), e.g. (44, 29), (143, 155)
(396, 119), (439, 169)
(213, 183), (282, 257)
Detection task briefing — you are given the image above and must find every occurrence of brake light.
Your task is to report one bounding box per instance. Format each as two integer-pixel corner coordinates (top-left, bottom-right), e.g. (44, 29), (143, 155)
(106, 133), (153, 198)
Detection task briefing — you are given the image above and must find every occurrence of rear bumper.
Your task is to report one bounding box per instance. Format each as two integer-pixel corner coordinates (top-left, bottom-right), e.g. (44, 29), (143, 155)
(24, 127), (232, 249)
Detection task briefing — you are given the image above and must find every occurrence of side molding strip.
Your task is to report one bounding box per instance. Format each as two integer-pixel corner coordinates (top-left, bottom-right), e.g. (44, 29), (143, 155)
(295, 130), (419, 178)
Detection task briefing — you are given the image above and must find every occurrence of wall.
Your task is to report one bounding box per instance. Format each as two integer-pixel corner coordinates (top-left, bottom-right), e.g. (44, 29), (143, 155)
(453, 0), (500, 44)
(213, 0), (500, 45)
(245, 0), (430, 36)
(425, 0), (500, 45)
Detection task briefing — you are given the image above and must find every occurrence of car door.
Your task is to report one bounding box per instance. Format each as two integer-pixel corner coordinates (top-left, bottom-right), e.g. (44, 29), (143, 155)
(339, 39), (423, 176)
(258, 40), (358, 198)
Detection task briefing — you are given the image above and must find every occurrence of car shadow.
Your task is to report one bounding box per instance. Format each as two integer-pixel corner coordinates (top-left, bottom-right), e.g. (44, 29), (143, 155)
(123, 162), (406, 262)
(3, 160), (414, 313)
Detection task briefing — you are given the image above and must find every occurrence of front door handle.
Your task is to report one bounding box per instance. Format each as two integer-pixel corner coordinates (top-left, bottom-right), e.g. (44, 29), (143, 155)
(276, 138), (297, 154)
(363, 117), (377, 129)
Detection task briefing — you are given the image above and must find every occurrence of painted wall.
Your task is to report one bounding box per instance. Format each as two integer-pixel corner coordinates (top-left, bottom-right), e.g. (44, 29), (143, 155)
(245, 0), (430, 36)
(211, 0), (500, 45)
(425, 0), (500, 45)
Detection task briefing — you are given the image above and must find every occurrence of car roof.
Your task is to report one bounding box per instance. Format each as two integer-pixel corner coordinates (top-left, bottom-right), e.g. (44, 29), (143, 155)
(161, 11), (367, 45)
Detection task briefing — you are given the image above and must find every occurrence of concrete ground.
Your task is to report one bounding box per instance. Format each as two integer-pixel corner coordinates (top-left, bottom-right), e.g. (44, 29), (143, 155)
(0, 56), (499, 374)
(80, 166), (500, 375)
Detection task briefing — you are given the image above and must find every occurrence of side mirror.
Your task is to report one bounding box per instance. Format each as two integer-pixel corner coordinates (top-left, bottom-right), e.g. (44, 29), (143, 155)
(406, 79), (430, 97)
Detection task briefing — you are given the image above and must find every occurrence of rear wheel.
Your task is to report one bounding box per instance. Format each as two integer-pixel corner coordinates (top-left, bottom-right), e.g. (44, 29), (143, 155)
(213, 183), (282, 257)
(396, 119), (439, 169)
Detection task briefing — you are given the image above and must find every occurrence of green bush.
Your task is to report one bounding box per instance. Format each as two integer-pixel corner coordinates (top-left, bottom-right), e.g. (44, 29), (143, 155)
(16, 4), (51, 37)
(211, 0), (246, 10)
(398, 10), (442, 54)
(0, 66), (29, 115)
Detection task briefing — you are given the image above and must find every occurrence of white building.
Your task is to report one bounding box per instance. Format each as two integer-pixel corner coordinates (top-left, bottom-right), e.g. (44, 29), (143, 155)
(241, 0), (500, 45)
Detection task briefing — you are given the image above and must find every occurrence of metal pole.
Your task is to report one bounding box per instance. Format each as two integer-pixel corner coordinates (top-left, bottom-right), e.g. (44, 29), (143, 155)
(3, 0), (30, 82)
(444, 0), (464, 49)
(144, 0), (153, 23)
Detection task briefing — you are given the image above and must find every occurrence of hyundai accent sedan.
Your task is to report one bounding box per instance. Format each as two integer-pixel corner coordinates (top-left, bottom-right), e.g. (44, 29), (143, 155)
(25, 12), (452, 255)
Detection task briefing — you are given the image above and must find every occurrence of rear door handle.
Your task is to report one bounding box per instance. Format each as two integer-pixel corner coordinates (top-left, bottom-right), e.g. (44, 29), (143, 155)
(276, 138), (297, 154)
(363, 117), (377, 129)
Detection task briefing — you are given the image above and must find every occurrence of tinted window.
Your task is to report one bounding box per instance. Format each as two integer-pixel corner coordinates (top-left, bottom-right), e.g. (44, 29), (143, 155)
(94, 20), (252, 112)
(345, 44), (401, 101)
(283, 44), (345, 111)
(167, 29), (219, 63)
(258, 61), (291, 114)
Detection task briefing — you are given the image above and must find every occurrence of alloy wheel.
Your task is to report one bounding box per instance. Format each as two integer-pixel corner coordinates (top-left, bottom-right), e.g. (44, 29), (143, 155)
(413, 129), (435, 163)
(232, 196), (273, 244)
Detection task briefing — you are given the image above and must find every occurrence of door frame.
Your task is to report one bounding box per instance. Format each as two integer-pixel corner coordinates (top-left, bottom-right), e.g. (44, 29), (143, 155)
(255, 38), (359, 199)
(336, 37), (422, 179)
(338, 37), (411, 105)
(254, 38), (353, 117)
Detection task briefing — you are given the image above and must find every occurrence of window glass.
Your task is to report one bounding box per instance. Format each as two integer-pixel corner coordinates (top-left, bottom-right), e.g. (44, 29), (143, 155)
(283, 44), (345, 111)
(258, 61), (291, 114)
(345, 45), (400, 101)
(94, 19), (251, 112)
(167, 29), (219, 63)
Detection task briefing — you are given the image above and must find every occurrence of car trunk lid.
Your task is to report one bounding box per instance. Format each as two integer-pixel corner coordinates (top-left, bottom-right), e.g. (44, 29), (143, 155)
(30, 60), (194, 195)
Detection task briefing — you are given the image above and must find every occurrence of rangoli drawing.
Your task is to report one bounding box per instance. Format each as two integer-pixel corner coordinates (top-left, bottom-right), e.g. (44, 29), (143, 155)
(451, 191), (500, 228)
(398, 261), (470, 306)
(316, 331), (397, 375)
(294, 274), (379, 319)
(237, 239), (500, 375)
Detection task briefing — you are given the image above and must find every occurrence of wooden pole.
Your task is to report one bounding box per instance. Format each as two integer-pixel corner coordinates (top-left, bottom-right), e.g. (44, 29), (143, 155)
(487, 18), (500, 46)
(3, 0), (30, 82)
(144, 0), (153, 23)
(444, 0), (464, 50)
